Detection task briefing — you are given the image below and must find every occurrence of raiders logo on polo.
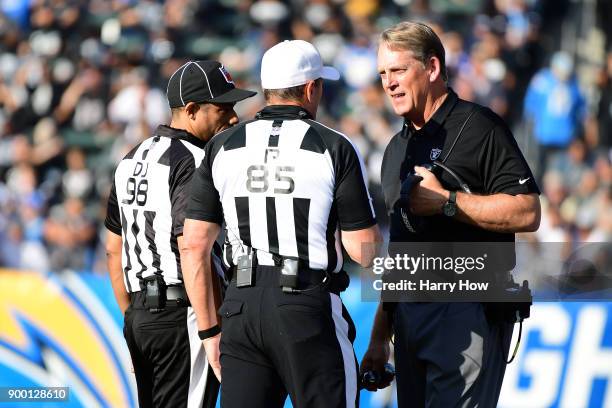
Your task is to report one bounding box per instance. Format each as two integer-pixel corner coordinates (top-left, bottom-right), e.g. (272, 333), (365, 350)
(219, 65), (235, 84)
(430, 148), (442, 160)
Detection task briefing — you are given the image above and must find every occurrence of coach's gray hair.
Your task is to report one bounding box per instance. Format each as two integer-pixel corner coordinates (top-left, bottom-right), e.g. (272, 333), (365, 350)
(380, 21), (448, 82)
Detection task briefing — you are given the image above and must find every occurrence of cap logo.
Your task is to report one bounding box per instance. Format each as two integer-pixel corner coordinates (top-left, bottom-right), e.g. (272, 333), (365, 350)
(219, 66), (234, 84)
(430, 148), (442, 160)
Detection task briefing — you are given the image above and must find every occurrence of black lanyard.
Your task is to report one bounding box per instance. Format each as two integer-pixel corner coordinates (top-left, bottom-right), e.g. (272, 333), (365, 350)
(404, 106), (477, 193)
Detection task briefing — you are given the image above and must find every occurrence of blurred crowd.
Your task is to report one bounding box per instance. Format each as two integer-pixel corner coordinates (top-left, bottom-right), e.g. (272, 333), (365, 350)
(0, 0), (611, 274)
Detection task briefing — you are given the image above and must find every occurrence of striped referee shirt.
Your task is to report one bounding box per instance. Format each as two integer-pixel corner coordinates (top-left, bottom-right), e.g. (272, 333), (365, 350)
(105, 125), (207, 292)
(186, 105), (376, 272)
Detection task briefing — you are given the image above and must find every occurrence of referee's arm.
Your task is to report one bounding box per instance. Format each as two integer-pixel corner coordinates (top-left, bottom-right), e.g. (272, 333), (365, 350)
(104, 182), (130, 315)
(180, 221), (222, 380)
(181, 141), (225, 381)
(341, 226), (382, 267)
(106, 230), (130, 315)
(333, 135), (382, 267)
(179, 222), (222, 332)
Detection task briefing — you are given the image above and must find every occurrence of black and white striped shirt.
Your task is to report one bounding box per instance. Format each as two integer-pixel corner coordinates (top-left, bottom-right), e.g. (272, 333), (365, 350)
(186, 105), (376, 272)
(105, 125), (207, 292)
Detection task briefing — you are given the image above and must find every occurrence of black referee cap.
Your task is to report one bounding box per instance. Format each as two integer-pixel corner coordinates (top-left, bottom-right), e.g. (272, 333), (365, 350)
(166, 61), (256, 108)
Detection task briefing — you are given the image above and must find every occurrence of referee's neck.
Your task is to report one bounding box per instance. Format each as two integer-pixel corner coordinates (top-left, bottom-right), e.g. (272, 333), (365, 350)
(169, 115), (200, 140)
(265, 101), (316, 119)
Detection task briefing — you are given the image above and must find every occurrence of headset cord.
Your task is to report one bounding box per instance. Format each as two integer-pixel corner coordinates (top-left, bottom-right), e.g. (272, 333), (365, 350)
(432, 161), (472, 193)
(506, 317), (523, 364)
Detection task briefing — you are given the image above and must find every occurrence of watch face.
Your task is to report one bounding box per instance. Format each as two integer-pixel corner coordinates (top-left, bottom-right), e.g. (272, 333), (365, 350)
(443, 202), (457, 217)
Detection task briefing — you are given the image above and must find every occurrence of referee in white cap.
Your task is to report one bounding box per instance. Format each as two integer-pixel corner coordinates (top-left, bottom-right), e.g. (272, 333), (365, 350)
(181, 40), (382, 407)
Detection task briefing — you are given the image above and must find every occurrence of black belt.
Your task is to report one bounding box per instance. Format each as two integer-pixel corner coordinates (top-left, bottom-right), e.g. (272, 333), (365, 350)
(129, 285), (191, 309)
(227, 265), (349, 294)
(166, 285), (190, 303)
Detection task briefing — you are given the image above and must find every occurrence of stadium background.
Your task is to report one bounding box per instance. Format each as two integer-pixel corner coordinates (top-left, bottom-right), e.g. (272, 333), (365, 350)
(0, 0), (611, 407)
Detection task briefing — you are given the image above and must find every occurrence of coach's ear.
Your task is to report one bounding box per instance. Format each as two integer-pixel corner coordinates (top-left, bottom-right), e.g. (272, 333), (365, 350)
(428, 55), (442, 83)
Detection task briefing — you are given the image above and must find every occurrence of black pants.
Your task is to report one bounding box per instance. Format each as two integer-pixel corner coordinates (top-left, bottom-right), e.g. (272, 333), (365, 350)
(219, 266), (358, 408)
(123, 292), (220, 408)
(393, 302), (513, 408)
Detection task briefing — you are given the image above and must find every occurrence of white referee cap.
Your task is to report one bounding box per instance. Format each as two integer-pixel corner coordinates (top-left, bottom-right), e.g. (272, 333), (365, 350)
(260, 40), (340, 90)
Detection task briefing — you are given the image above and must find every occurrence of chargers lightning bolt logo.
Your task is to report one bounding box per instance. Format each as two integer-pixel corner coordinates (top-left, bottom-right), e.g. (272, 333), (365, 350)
(0, 270), (137, 407)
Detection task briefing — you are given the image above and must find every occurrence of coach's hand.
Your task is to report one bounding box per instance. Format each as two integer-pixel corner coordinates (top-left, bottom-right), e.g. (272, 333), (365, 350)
(203, 334), (222, 382)
(360, 340), (391, 391)
(409, 165), (449, 216)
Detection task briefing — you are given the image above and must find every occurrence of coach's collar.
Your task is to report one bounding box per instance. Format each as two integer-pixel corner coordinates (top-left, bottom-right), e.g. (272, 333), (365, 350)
(402, 88), (458, 139)
(255, 105), (313, 120)
(155, 125), (206, 148)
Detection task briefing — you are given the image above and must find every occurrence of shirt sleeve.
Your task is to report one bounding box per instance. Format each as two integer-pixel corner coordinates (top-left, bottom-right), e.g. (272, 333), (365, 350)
(170, 156), (197, 236)
(332, 137), (377, 231)
(479, 122), (540, 195)
(185, 143), (223, 225)
(104, 182), (122, 235)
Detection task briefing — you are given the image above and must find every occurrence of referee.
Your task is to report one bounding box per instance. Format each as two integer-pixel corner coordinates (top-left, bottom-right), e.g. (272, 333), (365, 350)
(104, 60), (255, 408)
(182, 40), (382, 408)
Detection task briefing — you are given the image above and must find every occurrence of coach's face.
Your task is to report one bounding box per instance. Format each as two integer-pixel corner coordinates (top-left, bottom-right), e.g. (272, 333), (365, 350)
(377, 43), (433, 120)
(195, 102), (239, 140)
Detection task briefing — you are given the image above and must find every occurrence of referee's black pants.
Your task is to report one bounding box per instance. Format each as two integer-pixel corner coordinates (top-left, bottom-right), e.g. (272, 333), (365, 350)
(123, 291), (220, 408)
(219, 266), (359, 408)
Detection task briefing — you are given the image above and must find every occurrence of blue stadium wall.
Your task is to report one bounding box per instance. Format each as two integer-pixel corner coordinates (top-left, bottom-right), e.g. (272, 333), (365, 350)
(0, 270), (610, 408)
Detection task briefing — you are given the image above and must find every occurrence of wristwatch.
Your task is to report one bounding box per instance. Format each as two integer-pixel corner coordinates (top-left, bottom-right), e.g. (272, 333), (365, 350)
(442, 191), (457, 217)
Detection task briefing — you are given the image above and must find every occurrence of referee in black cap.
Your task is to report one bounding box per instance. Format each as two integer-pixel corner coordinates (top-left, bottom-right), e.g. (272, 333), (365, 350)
(105, 60), (255, 408)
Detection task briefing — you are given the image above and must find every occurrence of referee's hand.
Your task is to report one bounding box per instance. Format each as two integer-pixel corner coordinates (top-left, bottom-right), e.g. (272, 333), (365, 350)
(203, 334), (222, 382)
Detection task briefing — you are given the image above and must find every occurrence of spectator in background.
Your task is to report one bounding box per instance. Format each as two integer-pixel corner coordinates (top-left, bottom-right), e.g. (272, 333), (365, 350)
(441, 31), (469, 80)
(524, 51), (587, 182)
(586, 186), (612, 242)
(549, 138), (593, 190)
(594, 51), (612, 157)
(44, 196), (95, 272)
(54, 67), (106, 133)
(0, 219), (23, 269)
(525, 183), (571, 291)
(454, 40), (508, 118)
(570, 170), (601, 240)
(62, 147), (93, 200)
(5, 163), (45, 209)
(19, 194), (49, 271)
(335, 30), (379, 91)
(107, 67), (169, 145)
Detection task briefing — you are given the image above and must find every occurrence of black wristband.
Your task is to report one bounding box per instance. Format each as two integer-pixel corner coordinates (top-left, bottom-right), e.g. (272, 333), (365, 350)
(198, 325), (221, 340)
